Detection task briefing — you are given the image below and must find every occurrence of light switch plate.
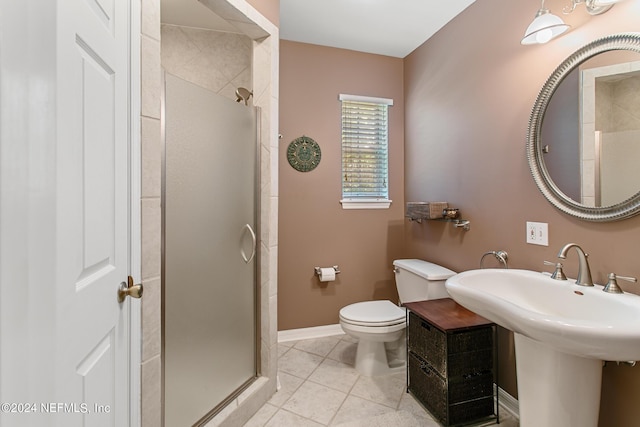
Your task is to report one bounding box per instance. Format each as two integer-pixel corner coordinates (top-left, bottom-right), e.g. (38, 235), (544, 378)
(526, 221), (548, 246)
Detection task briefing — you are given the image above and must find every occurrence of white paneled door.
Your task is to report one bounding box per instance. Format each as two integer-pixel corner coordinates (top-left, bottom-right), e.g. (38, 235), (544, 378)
(57, 0), (135, 425)
(0, 0), (137, 426)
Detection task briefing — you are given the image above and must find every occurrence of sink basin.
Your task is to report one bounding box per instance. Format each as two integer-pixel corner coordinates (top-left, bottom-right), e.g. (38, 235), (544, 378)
(445, 268), (640, 360)
(445, 268), (640, 427)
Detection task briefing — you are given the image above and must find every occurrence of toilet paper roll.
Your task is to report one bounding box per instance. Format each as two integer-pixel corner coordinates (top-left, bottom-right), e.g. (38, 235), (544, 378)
(318, 267), (336, 282)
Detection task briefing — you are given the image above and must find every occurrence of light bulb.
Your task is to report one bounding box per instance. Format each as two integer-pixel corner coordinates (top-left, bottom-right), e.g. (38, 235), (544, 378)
(536, 28), (553, 44)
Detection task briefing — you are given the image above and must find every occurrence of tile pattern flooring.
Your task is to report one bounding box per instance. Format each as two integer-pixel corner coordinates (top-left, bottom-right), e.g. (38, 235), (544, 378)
(243, 334), (519, 427)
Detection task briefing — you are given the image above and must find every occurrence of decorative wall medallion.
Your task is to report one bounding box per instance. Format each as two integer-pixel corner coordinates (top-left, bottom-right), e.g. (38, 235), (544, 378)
(287, 136), (321, 172)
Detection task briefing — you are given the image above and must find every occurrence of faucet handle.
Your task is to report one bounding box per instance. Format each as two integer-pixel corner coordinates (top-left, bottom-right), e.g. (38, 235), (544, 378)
(603, 273), (638, 294)
(544, 261), (567, 281)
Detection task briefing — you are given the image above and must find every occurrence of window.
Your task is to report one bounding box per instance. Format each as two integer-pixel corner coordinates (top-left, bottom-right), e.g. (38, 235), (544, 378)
(339, 94), (393, 209)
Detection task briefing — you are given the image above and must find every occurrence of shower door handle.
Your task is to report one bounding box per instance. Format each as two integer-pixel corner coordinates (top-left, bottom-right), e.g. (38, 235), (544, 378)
(240, 223), (256, 264)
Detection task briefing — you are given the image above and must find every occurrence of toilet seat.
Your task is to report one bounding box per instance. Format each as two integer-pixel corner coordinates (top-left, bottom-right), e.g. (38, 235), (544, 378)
(339, 300), (406, 327)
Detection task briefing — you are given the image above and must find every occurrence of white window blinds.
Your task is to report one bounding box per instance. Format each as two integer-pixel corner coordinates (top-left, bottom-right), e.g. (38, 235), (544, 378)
(340, 94), (393, 209)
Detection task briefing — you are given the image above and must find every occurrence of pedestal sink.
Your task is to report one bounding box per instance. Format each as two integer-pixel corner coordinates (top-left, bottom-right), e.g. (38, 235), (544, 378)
(445, 269), (640, 427)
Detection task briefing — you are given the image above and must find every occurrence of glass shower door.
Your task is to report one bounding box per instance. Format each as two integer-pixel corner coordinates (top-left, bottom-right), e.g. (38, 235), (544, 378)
(163, 73), (257, 427)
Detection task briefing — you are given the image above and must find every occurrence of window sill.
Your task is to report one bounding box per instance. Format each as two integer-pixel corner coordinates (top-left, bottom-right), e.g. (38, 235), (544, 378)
(340, 199), (392, 210)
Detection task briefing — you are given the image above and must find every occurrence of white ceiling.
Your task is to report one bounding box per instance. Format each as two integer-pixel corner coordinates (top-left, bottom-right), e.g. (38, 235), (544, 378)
(279, 0), (476, 58)
(161, 0), (237, 32)
(160, 0), (476, 59)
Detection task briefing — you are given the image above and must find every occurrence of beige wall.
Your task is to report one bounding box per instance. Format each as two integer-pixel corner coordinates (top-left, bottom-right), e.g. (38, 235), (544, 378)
(403, 0), (640, 424)
(278, 40), (405, 331)
(247, 0), (279, 26)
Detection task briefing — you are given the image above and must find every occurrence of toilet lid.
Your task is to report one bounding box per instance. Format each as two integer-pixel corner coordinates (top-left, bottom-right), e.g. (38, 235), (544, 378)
(393, 259), (456, 280)
(339, 300), (406, 326)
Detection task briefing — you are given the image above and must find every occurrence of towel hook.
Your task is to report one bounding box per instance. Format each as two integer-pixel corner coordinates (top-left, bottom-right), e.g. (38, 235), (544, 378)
(480, 250), (509, 269)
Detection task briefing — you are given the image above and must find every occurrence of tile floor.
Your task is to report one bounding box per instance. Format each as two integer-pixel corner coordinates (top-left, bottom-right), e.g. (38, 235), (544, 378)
(243, 334), (519, 427)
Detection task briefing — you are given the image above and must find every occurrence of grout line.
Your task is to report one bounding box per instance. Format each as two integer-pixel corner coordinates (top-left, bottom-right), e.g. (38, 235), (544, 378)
(272, 336), (505, 427)
(313, 338), (352, 426)
(263, 403), (280, 427)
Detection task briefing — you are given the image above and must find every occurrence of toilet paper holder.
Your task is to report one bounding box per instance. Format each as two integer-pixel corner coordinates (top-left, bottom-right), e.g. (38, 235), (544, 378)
(314, 266), (341, 276)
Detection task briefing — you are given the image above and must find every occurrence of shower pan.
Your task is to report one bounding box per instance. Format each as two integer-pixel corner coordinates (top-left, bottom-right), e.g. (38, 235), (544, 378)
(162, 72), (259, 426)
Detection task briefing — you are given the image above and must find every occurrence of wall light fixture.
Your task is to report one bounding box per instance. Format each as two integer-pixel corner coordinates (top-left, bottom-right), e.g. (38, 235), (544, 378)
(563, 0), (625, 15)
(522, 0), (625, 45)
(521, 0), (570, 45)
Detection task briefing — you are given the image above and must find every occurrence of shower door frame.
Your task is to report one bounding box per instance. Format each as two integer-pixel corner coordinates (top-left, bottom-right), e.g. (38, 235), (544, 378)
(160, 71), (262, 427)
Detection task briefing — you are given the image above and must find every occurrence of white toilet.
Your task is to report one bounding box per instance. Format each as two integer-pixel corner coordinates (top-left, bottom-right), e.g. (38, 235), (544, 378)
(339, 259), (456, 376)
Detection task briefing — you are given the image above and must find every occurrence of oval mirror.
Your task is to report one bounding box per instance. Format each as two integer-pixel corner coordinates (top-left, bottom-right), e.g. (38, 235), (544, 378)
(527, 33), (640, 221)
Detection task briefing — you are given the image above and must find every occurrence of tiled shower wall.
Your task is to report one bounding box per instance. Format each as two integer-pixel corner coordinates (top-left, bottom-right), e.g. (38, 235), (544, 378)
(139, 0), (279, 426)
(581, 60), (640, 206)
(160, 24), (252, 102)
(140, 0), (162, 425)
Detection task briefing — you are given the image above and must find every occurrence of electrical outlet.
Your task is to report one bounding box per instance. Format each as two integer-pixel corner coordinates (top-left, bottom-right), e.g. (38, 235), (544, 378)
(526, 221), (549, 246)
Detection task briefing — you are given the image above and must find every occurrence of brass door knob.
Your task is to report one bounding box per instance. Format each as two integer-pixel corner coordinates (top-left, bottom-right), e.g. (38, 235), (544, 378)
(118, 276), (144, 303)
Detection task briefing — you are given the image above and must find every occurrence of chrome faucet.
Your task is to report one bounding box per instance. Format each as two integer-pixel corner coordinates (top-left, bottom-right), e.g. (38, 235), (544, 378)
(557, 243), (593, 287)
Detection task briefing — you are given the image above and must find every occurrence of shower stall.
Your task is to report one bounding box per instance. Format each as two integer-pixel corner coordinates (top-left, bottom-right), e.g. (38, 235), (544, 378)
(162, 72), (259, 426)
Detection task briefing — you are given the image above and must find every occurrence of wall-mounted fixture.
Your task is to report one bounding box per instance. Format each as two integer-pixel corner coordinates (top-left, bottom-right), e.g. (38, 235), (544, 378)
(521, 0), (625, 45)
(314, 266), (340, 282)
(563, 0), (625, 15)
(480, 250), (509, 269)
(521, 0), (570, 45)
(235, 87), (253, 105)
(527, 33), (640, 221)
(405, 202), (471, 231)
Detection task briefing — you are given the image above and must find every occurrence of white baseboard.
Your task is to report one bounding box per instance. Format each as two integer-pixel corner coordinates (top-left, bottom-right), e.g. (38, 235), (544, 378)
(278, 324), (344, 342)
(496, 385), (519, 420)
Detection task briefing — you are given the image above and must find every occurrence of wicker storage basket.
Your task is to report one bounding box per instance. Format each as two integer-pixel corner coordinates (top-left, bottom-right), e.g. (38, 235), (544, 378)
(409, 352), (494, 426)
(408, 312), (493, 377)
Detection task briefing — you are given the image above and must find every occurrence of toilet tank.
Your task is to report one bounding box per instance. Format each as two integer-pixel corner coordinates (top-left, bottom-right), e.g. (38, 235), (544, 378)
(393, 259), (456, 303)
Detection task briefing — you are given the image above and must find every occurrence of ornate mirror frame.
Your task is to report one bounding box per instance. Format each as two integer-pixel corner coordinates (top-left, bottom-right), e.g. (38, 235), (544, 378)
(527, 33), (640, 222)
